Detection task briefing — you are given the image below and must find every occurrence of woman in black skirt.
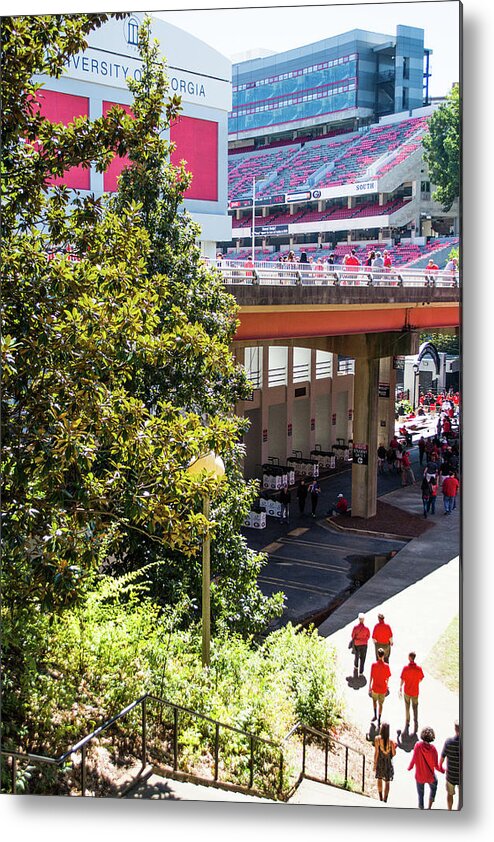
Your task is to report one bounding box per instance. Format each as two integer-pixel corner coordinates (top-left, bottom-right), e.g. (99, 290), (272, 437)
(374, 722), (396, 803)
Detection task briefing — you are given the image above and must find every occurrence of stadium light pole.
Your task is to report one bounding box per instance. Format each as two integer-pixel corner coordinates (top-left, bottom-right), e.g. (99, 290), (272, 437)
(252, 177), (256, 263)
(186, 451), (226, 667)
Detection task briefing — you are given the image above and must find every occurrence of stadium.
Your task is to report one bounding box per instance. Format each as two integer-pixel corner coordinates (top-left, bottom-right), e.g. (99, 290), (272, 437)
(220, 24), (459, 267)
(216, 24), (460, 483)
(34, 15), (460, 484)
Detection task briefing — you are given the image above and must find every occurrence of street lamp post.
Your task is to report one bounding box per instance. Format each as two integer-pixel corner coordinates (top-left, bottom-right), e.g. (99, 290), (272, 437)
(186, 451), (225, 667)
(413, 362), (419, 410)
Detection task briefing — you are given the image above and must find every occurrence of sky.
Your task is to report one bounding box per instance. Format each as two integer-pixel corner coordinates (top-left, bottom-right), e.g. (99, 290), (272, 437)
(154, 1), (460, 98)
(5, 1), (460, 99)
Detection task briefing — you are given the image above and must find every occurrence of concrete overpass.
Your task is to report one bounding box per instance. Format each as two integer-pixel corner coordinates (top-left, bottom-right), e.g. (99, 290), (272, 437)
(231, 283), (459, 343)
(221, 269), (459, 521)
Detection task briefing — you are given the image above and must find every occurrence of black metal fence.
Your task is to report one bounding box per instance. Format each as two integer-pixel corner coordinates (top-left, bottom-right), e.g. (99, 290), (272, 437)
(1, 695), (366, 799)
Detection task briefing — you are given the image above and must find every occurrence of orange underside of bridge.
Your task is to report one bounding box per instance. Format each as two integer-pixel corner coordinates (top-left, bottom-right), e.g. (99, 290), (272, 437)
(234, 304), (460, 342)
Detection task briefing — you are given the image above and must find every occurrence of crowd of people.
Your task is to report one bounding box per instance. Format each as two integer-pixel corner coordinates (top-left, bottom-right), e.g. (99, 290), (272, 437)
(258, 388), (460, 808)
(220, 249), (459, 285)
(350, 611), (461, 809)
(378, 389), (460, 517)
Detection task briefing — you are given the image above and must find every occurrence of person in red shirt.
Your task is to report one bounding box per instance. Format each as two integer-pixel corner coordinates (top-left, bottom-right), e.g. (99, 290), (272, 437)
(332, 493), (348, 515)
(400, 651), (424, 733)
(408, 727), (443, 809)
(442, 471), (459, 514)
(426, 258), (439, 286)
(343, 248), (361, 283)
(401, 449), (415, 486)
(244, 257), (254, 280)
(351, 612), (370, 675)
(343, 249), (360, 267)
(372, 613), (393, 662)
(369, 648), (391, 725)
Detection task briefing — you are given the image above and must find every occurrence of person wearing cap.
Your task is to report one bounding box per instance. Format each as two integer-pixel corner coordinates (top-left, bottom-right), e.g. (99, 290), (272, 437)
(440, 721), (461, 810)
(372, 613), (393, 662)
(372, 251), (384, 269)
(369, 648), (391, 725)
(400, 652), (424, 733)
(332, 493), (348, 516)
(351, 613), (370, 675)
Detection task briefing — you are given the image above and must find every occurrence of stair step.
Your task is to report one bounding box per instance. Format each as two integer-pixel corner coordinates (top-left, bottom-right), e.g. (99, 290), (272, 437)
(126, 772), (273, 802)
(288, 778), (379, 807)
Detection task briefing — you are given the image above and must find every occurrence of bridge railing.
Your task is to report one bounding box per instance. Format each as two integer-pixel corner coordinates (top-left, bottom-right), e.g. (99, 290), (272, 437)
(208, 260), (459, 289)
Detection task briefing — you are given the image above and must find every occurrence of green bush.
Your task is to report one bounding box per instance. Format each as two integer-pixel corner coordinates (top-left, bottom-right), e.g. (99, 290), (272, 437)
(2, 575), (344, 797)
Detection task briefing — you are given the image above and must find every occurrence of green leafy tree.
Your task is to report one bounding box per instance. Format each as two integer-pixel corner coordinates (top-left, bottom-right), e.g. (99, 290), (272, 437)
(103, 20), (284, 632)
(422, 83), (460, 211)
(419, 332), (459, 355)
(1, 14), (282, 625)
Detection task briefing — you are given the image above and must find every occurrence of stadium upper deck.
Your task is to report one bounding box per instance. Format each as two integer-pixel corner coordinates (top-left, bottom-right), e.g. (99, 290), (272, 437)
(228, 115), (427, 200)
(222, 24), (458, 257)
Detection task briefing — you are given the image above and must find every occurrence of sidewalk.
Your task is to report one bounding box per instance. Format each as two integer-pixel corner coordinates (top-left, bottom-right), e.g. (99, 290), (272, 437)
(317, 483), (460, 811)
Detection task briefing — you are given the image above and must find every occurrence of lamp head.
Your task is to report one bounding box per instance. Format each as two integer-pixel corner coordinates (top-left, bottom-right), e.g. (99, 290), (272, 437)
(187, 451), (225, 480)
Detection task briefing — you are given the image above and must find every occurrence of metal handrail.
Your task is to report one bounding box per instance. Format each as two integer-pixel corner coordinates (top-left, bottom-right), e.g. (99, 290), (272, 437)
(1, 692), (284, 797)
(283, 721), (366, 793)
(1, 691), (367, 797)
(208, 260), (459, 288)
(1, 695), (148, 795)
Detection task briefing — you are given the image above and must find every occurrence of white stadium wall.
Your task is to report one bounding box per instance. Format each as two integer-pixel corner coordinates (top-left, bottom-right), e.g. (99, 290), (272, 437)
(33, 13), (232, 257)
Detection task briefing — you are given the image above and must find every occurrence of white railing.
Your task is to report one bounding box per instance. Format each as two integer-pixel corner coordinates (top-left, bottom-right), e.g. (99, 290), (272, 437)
(208, 259), (459, 289)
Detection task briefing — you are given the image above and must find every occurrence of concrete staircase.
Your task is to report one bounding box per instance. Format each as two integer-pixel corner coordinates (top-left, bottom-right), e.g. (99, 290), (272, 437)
(122, 764), (381, 806)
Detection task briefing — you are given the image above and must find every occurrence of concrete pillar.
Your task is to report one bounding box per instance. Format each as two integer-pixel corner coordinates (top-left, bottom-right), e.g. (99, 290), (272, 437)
(286, 346), (294, 462)
(377, 357), (397, 446)
(309, 348), (317, 453)
(352, 356), (380, 518)
(261, 345), (270, 466)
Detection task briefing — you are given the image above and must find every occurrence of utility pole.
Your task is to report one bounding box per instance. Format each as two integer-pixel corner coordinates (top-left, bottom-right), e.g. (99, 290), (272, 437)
(252, 176), (256, 263)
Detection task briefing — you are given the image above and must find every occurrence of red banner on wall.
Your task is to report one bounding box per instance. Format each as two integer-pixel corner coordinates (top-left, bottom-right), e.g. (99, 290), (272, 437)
(170, 116), (218, 201)
(36, 89), (90, 190)
(102, 101), (134, 192)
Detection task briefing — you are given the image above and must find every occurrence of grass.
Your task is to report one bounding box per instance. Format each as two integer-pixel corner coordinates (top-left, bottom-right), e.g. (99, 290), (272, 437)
(423, 615), (460, 693)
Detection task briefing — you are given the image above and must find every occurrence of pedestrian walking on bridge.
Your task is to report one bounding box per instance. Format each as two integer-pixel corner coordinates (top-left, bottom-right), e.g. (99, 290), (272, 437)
(401, 449), (415, 486)
(351, 612), (370, 675)
(296, 479), (308, 515)
(440, 721), (461, 810)
(374, 722), (396, 803)
(400, 652), (424, 733)
(372, 613), (393, 661)
(442, 471), (459, 515)
(369, 648), (391, 726)
(309, 479), (321, 518)
(408, 727), (443, 809)
(279, 484), (291, 524)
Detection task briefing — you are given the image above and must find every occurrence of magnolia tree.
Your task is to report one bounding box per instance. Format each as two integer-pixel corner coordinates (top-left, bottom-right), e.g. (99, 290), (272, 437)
(1, 13), (283, 637)
(423, 83), (460, 212)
